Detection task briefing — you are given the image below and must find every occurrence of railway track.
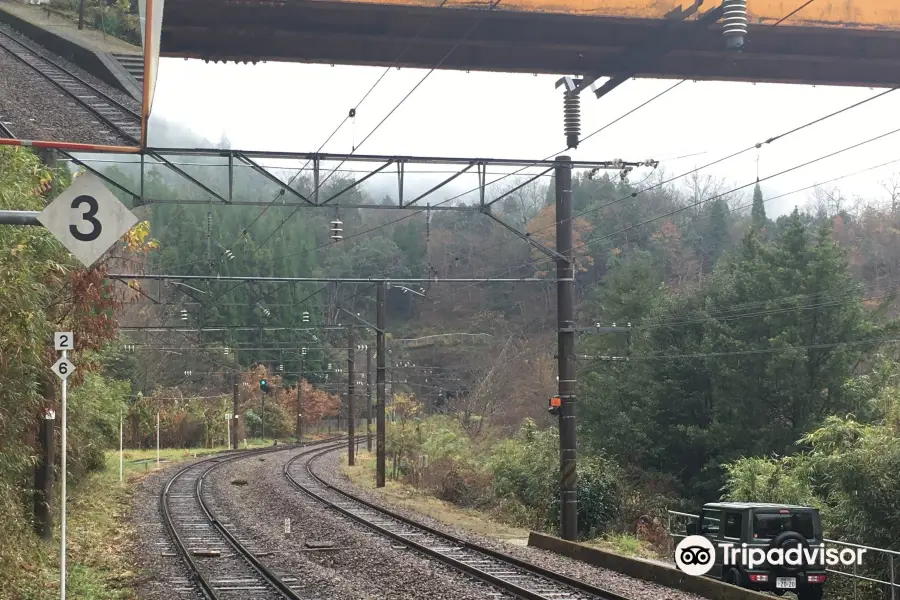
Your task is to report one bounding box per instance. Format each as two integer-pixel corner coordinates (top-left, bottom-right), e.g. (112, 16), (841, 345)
(0, 118), (13, 138)
(0, 27), (141, 144)
(286, 446), (632, 600)
(161, 439), (344, 600)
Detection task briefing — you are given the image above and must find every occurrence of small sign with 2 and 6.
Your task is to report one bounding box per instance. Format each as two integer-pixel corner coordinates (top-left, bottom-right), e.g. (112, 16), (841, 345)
(52, 356), (75, 381)
(54, 332), (74, 350)
(37, 172), (138, 268)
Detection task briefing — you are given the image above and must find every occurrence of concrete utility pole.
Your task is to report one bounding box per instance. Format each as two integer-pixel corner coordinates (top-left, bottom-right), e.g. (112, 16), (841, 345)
(376, 282), (386, 487)
(347, 327), (355, 466)
(555, 154), (578, 541)
(232, 376), (239, 450)
(366, 346), (373, 452)
(297, 356), (303, 440)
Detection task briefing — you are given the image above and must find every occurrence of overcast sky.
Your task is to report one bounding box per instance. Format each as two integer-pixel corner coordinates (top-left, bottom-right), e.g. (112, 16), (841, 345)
(149, 58), (900, 218)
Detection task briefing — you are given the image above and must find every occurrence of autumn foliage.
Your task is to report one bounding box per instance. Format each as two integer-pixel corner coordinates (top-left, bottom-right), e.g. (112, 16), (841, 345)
(299, 378), (340, 425)
(525, 204), (595, 277)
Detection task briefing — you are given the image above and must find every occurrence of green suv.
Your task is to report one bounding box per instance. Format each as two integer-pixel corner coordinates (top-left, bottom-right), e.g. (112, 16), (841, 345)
(676, 502), (828, 600)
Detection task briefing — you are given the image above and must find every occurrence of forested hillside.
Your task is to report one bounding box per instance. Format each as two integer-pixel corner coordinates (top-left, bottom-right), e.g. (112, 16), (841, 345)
(4, 119), (900, 595)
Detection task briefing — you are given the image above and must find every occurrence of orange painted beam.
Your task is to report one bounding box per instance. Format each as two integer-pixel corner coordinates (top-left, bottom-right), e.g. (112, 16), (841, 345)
(323, 0), (900, 29)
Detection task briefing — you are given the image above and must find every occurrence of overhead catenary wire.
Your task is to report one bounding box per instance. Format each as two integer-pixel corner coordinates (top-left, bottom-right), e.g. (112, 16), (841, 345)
(579, 334), (900, 364)
(221, 0), (455, 252)
(248, 0), (504, 257)
(471, 121), (900, 281)
(261, 85), (896, 289)
(441, 122), (900, 295)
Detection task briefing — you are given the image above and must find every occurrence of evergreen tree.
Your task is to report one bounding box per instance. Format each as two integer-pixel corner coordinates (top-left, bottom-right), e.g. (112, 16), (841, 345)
(703, 198), (730, 268)
(751, 183), (767, 232)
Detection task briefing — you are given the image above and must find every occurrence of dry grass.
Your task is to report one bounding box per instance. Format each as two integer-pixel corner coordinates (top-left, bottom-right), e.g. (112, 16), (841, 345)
(341, 451), (530, 545)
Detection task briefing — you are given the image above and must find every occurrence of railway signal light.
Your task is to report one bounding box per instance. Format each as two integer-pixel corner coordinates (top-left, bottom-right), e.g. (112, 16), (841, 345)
(260, 379), (271, 394)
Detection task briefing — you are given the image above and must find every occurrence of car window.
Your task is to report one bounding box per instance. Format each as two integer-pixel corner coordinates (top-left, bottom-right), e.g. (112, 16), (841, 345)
(701, 510), (721, 535)
(753, 511), (817, 540)
(723, 512), (743, 538)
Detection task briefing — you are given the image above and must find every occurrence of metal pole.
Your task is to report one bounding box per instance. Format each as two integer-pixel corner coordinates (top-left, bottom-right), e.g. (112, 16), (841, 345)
(226, 414), (230, 449)
(77, 0), (85, 29)
(34, 409), (54, 540)
(61, 350), (68, 600)
(348, 327), (355, 466)
(376, 283), (386, 487)
(555, 154), (578, 541)
(366, 346), (373, 452)
(297, 357), (303, 440)
(156, 410), (160, 465)
(262, 393), (266, 441)
(0, 210), (41, 226)
(232, 377), (239, 450)
(119, 409), (123, 483)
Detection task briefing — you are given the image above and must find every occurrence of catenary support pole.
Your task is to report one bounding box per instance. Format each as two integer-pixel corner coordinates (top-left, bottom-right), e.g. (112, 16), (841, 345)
(61, 350), (68, 600)
(366, 346), (373, 452)
(555, 154), (578, 541)
(232, 376), (239, 450)
(348, 327), (355, 466)
(376, 282), (387, 487)
(156, 410), (160, 465)
(34, 408), (54, 541)
(297, 356), (303, 440)
(119, 409), (123, 483)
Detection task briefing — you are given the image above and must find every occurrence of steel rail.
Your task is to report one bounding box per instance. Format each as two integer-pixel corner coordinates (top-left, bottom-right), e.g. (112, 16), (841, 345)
(161, 438), (343, 599)
(0, 118), (14, 139)
(285, 446), (632, 600)
(0, 28), (141, 144)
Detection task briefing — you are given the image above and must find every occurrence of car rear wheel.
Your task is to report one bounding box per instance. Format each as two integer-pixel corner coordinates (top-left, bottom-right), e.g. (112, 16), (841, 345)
(798, 587), (824, 600)
(724, 568), (743, 587)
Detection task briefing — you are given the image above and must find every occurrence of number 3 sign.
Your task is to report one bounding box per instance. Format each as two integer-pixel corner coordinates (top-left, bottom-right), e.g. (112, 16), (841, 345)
(37, 172), (138, 268)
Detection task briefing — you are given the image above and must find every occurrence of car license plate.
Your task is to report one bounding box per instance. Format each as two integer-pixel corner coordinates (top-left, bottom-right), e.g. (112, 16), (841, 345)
(776, 577), (797, 589)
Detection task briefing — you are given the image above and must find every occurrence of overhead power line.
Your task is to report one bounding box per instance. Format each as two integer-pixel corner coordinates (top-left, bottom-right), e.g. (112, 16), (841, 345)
(247, 0), (504, 257)
(581, 334), (900, 364)
(458, 120), (900, 288)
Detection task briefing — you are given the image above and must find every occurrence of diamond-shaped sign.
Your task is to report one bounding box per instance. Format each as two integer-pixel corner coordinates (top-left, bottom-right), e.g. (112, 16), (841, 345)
(51, 357), (75, 381)
(37, 172), (138, 268)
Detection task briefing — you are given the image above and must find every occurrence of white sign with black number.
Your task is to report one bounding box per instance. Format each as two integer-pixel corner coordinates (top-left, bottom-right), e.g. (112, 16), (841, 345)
(37, 172), (139, 268)
(284, 518), (291, 534)
(54, 332), (74, 351)
(52, 356), (75, 381)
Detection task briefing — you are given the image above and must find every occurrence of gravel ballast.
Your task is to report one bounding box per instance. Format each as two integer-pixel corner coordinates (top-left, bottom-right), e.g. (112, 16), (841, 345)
(312, 449), (709, 600)
(203, 445), (499, 600)
(131, 457), (216, 600)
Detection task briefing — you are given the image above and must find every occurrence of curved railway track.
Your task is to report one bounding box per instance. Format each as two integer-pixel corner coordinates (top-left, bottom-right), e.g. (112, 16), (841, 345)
(286, 446), (632, 600)
(161, 439), (344, 600)
(0, 27), (141, 144)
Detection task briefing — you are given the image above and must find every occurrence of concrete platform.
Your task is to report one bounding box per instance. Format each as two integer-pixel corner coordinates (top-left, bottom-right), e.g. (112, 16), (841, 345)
(0, 0), (139, 54)
(0, 0), (143, 100)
